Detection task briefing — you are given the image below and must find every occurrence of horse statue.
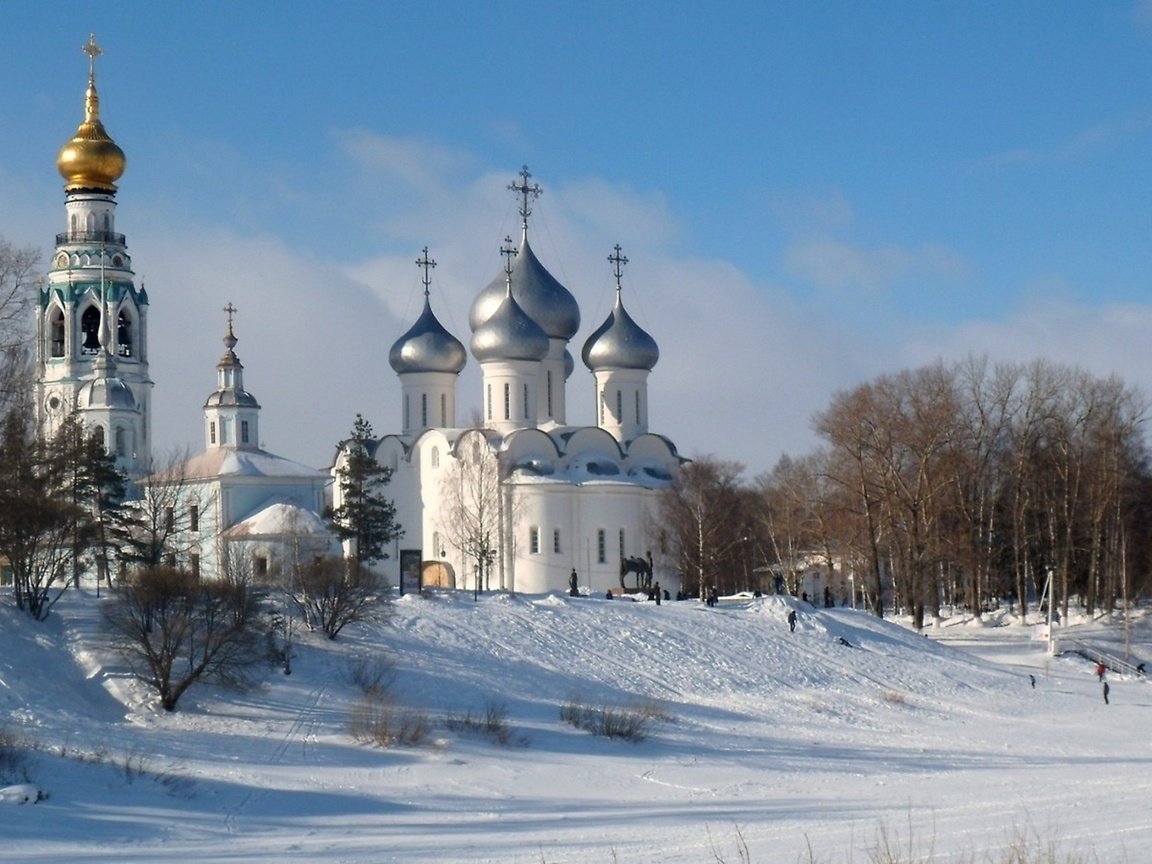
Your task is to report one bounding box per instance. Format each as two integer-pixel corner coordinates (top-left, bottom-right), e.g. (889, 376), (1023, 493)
(619, 553), (654, 592)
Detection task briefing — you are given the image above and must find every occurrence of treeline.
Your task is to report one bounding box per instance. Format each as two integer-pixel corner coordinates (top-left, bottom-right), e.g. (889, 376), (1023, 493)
(661, 357), (1152, 627)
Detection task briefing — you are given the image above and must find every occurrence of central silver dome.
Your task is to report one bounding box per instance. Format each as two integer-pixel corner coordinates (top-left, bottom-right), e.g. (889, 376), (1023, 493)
(471, 288), (549, 363)
(469, 232), (579, 340)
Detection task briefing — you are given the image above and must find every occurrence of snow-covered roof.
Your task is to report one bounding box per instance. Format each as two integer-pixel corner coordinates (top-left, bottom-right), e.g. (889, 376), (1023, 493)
(162, 448), (327, 482)
(223, 499), (330, 539)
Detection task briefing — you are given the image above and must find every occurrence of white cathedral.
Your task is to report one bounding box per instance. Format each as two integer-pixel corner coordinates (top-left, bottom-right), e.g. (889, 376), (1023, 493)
(34, 37), (684, 598)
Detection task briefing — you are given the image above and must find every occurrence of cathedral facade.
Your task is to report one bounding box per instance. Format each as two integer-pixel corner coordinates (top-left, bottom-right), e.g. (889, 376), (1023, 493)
(336, 170), (684, 597)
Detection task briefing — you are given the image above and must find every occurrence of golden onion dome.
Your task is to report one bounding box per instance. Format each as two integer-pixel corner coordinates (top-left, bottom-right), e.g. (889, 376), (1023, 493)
(56, 38), (125, 191)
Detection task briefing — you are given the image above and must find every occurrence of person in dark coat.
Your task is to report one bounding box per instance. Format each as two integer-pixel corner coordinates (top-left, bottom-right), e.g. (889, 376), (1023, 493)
(1103, 681), (1110, 705)
(787, 609), (797, 633)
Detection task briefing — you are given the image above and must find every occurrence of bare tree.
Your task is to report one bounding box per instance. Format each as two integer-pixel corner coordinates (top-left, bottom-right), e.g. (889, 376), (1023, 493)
(104, 564), (262, 711)
(0, 238), (39, 416)
(291, 555), (384, 640)
(118, 449), (205, 572)
(658, 456), (746, 598)
(437, 429), (504, 594)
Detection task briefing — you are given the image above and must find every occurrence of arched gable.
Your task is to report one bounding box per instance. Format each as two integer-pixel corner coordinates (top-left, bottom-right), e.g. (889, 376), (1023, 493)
(502, 427), (561, 474)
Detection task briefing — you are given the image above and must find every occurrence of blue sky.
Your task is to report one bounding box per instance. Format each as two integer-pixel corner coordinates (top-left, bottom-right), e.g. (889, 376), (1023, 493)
(3, 2), (1152, 475)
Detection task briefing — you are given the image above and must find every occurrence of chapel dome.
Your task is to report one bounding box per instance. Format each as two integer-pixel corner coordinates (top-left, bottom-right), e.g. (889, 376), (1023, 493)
(469, 233), (579, 340)
(471, 290), (549, 363)
(57, 78), (125, 192)
(581, 292), (659, 372)
(390, 298), (467, 374)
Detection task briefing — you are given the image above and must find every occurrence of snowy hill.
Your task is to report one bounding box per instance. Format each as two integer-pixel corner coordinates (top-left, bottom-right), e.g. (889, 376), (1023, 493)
(1, 589), (1150, 863)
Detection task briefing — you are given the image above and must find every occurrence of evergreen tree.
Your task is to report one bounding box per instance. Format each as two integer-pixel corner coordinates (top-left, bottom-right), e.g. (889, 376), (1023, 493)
(326, 415), (401, 566)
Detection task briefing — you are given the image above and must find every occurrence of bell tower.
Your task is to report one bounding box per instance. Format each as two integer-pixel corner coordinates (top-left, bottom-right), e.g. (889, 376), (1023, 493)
(35, 34), (151, 477)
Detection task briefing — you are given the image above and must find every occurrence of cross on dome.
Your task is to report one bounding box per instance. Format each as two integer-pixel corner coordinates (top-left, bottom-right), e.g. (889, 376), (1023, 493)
(416, 246), (437, 299)
(222, 302), (238, 351)
(82, 33), (103, 81)
(500, 235), (518, 279)
(508, 165), (542, 230)
(608, 244), (629, 293)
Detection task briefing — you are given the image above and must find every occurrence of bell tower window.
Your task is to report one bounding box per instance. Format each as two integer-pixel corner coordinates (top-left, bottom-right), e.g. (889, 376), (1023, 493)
(117, 311), (133, 357)
(49, 308), (65, 358)
(80, 306), (101, 354)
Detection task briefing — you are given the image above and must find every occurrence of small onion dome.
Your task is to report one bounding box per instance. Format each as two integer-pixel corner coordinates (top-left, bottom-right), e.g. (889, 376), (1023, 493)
(57, 78), (125, 192)
(470, 233), (579, 340)
(471, 289), (549, 363)
(389, 297), (467, 374)
(581, 292), (659, 371)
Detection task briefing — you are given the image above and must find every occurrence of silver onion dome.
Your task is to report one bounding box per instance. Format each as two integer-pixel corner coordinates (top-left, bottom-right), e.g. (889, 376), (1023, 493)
(390, 297), (467, 374)
(469, 232), (580, 340)
(471, 288), (549, 363)
(581, 291), (659, 372)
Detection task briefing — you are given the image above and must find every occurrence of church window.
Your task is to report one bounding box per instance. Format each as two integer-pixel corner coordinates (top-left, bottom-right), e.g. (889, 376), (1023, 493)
(190, 553), (200, 579)
(486, 384), (492, 420)
(529, 526), (540, 554)
(209, 421), (216, 444)
(117, 311), (133, 357)
(80, 305), (101, 354)
(85, 212), (96, 234)
(421, 393), (428, 427)
(616, 390), (623, 422)
(619, 529), (626, 557)
(221, 419), (231, 445)
(253, 555), (269, 579)
(503, 383), (510, 420)
(165, 507), (174, 532)
(597, 529), (606, 564)
(403, 394), (410, 430)
(49, 307), (65, 358)
(189, 505), (199, 533)
(440, 393), (447, 426)
(69, 213), (77, 236)
(598, 390), (606, 425)
(553, 528), (561, 554)
(431, 446), (440, 468)
(94, 426), (105, 447)
(471, 440), (481, 465)
(546, 370), (553, 417)
(523, 384), (529, 419)
(635, 391), (641, 424)
(114, 427), (127, 457)
(241, 420), (250, 444)
(102, 212), (111, 234)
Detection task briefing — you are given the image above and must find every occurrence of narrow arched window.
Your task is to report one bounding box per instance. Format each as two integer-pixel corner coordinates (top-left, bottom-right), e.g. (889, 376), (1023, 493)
(616, 390), (623, 422)
(117, 310), (133, 357)
(529, 526), (540, 554)
(546, 370), (553, 417)
(503, 383), (510, 420)
(421, 393), (428, 428)
(403, 394), (410, 430)
(635, 391), (641, 424)
(440, 393), (447, 426)
(80, 306), (101, 354)
(49, 307), (65, 358)
(431, 446), (440, 468)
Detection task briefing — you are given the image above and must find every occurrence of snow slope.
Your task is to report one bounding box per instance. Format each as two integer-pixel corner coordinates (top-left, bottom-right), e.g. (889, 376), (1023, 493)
(0, 588), (1149, 863)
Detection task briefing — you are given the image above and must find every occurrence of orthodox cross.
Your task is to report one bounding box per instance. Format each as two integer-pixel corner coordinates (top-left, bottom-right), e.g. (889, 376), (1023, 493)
(608, 244), (629, 292)
(83, 33), (103, 80)
(416, 246), (437, 299)
(222, 302), (238, 350)
(500, 235), (518, 284)
(508, 165), (542, 228)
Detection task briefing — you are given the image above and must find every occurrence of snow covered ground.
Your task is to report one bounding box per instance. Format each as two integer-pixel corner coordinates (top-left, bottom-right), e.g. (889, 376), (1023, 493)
(1, 587), (1150, 863)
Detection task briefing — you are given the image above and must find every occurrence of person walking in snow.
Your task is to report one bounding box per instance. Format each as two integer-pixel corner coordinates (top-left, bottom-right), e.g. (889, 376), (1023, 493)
(787, 609), (797, 633)
(1096, 662), (1106, 682)
(1103, 681), (1110, 705)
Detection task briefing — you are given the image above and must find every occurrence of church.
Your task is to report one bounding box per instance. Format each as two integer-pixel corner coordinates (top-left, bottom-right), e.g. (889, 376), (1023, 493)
(35, 37), (684, 597)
